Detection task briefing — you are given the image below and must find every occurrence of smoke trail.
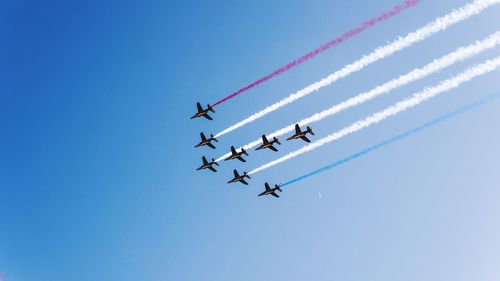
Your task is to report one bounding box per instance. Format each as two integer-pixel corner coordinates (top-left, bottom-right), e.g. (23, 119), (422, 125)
(211, 0), (421, 107)
(281, 92), (500, 187)
(249, 55), (500, 174)
(215, 0), (500, 138)
(215, 31), (500, 162)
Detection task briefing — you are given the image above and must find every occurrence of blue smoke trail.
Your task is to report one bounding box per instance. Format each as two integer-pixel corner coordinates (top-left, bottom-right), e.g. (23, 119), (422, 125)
(281, 92), (500, 187)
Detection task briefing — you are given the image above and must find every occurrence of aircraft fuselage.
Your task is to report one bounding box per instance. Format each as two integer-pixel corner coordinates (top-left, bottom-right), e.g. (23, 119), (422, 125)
(257, 142), (275, 150)
(191, 111), (207, 119)
(197, 164), (210, 170)
(195, 139), (211, 147)
(228, 177), (241, 183)
(227, 154), (240, 160)
(197, 162), (216, 171)
(258, 189), (278, 197)
(288, 133), (305, 140)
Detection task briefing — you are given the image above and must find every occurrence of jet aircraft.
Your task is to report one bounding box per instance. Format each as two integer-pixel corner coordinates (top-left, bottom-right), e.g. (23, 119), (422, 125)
(195, 132), (218, 149)
(191, 102), (215, 120)
(255, 135), (281, 152)
(196, 156), (219, 172)
(224, 146), (249, 162)
(227, 169), (251, 185)
(286, 124), (315, 143)
(258, 182), (283, 198)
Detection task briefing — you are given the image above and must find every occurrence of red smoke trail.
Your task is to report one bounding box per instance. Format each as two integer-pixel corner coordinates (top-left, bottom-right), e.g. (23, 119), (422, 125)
(212, 0), (421, 107)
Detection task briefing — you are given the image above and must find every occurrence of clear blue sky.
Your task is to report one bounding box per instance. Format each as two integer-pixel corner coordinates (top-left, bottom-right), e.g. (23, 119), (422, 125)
(1, 0), (500, 280)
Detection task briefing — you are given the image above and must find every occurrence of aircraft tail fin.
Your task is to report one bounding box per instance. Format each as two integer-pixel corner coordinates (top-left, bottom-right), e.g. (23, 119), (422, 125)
(307, 126), (315, 135)
(211, 134), (218, 142)
(208, 104), (215, 113)
(212, 158), (219, 166)
(276, 187), (283, 192)
(244, 172), (251, 179)
(241, 148), (248, 156)
(274, 137), (281, 145)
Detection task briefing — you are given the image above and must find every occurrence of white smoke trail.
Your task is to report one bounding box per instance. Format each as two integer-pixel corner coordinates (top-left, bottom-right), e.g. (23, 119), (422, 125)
(215, 0), (500, 139)
(215, 31), (500, 162)
(249, 55), (500, 174)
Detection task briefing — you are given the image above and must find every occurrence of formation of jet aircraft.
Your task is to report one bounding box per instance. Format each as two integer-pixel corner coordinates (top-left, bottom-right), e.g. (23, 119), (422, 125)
(191, 102), (215, 120)
(224, 146), (249, 162)
(255, 135), (281, 152)
(227, 169), (251, 185)
(195, 132), (218, 149)
(193, 101), (318, 198)
(286, 124), (315, 143)
(196, 156), (219, 172)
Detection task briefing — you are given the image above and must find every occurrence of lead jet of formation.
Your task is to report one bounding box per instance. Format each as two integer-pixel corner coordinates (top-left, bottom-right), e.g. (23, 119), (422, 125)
(196, 156), (219, 172)
(286, 124), (315, 143)
(255, 135), (281, 152)
(258, 182), (283, 198)
(227, 169), (251, 185)
(195, 132), (218, 149)
(224, 146), (249, 162)
(191, 102), (215, 120)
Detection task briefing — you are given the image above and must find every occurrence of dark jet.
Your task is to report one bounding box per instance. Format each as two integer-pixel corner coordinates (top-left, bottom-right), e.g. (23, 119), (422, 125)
(195, 132), (218, 149)
(227, 169), (251, 185)
(255, 135), (281, 152)
(191, 102), (215, 120)
(224, 146), (249, 162)
(286, 124), (315, 143)
(258, 182), (283, 198)
(196, 156), (219, 172)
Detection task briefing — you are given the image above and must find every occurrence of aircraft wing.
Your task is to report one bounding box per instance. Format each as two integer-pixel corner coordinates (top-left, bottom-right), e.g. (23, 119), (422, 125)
(200, 132), (207, 141)
(196, 102), (203, 112)
(207, 143), (216, 149)
(208, 166), (217, 172)
(271, 192), (280, 198)
(233, 170), (239, 177)
(269, 145), (278, 152)
(262, 135), (269, 144)
(202, 113), (213, 120)
(265, 183), (271, 190)
(231, 146), (237, 155)
(300, 136), (311, 142)
(202, 156), (208, 164)
(295, 124), (301, 134)
(241, 179), (248, 185)
(237, 156), (246, 162)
